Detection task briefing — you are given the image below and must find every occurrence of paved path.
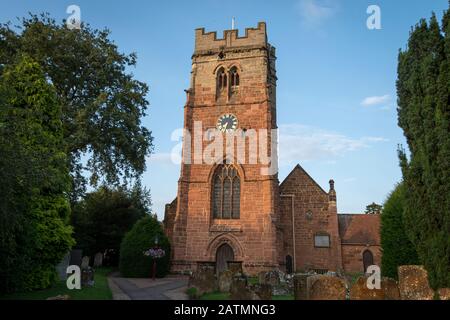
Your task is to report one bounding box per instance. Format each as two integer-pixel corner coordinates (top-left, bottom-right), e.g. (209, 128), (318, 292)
(108, 273), (189, 300)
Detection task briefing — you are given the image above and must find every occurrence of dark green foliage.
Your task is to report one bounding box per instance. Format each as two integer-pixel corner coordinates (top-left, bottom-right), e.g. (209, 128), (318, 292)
(381, 183), (419, 279)
(71, 184), (150, 260)
(0, 13), (153, 199)
(365, 202), (383, 215)
(0, 56), (74, 293)
(396, 6), (450, 288)
(119, 216), (170, 278)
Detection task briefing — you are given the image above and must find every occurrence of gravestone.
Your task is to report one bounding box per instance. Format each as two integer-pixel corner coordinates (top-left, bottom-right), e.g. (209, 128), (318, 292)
(230, 275), (253, 300)
(293, 274), (310, 300)
(81, 266), (95, 287)
(227, 261), (243, 276)
(308, 275), (346, 300)
(218, 270), (233, 293)
(264, 270), (281, 286)
(81, 256), (90, 269)
(69, 249), (82, 267)
(398, 266), (434, 300)
(250, 284), (272, 300)
(350, 276), (384, 300)
(93, 252), (103, 267)
(258, 271), (266, 284)
(382, 277), (400, 300)
(55, 252), (71, 281)
(188, 262), (217, 296)
(438, 288), (450, 300)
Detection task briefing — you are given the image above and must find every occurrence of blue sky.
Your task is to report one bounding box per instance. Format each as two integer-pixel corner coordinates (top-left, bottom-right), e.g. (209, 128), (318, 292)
(1, 0), (448, 218)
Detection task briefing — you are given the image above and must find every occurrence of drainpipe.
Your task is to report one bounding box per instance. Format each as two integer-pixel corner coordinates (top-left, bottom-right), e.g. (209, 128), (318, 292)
(280, 194), (296, 271)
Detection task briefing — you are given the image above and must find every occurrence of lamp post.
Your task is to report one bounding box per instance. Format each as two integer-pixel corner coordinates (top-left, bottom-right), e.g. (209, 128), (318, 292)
(152, 235), (159, 280)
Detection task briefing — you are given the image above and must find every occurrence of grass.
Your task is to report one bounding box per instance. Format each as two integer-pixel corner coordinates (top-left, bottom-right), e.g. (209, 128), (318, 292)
(199, 292), (295, 300)
(0, 267), (113, 300)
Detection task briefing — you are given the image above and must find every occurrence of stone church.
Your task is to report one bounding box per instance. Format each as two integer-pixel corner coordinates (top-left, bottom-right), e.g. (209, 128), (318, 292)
(164, 22), (381, 276)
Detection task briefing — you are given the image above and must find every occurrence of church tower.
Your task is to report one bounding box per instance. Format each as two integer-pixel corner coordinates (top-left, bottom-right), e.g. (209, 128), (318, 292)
(166, 22), (280, 275)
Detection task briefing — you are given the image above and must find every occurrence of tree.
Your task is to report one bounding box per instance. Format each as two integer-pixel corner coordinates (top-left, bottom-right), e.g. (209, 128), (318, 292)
(396, 6), (450, 289)
(0, 55), (74, 292)
(0, 13), (153, 200)
(365, 202), (382, 215)
(119, 215), (171, 278)
(381, 183), (419, 279)
(71, 184), (150, 263)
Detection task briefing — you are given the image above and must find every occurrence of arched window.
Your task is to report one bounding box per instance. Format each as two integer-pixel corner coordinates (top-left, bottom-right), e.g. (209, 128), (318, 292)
(230, 67), (240, 87)
(216, 67), (227, 93)
(229, 67), (240, 98)
(363, 250), (374, 273)
(212, 165), (240, 219)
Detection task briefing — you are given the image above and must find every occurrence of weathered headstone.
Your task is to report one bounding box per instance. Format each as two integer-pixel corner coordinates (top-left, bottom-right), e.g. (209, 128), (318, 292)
(398, 266), (434, 300)
(438, 288), (450, 300)
(81, 266), (95, 287)
(382, 277), (400, 300)
(69, 249), (82, 267)
(227, 261), (243, 276)
(230, 275), (253, 300)
(293, 274), (310, 300)
(81, 256), (90, 269)
(188, 262), (217, 296)
(250, 284), (272, 300)
(308, 275), (346, 300)
(93, 252), (103, 267)
(350, 276), (384, 300)
(55, 252), (71, 281)
(258, 271), (266, 284)
(218, 270), (233, 293)
(264, 270), (281, 286)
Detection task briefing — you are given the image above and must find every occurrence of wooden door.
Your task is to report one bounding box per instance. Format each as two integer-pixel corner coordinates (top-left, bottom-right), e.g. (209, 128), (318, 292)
(216, 244), (234, 274)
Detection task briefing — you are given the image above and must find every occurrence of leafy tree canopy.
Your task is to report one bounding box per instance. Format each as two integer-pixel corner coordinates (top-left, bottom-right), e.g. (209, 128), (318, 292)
(0, 55), (74, 293)
(71, 183), (151, 260)
(365, 202), (383, 215)
(380, 183), (419, 279)
(0, 13), (153, 200)
(396, 5), (450, 289)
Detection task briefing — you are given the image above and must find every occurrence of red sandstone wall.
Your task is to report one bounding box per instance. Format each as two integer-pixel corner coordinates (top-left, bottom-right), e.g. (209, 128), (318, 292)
(341, 244), (381, 273)
(278, 166), (342, 273)
(170, 23), (279, 275)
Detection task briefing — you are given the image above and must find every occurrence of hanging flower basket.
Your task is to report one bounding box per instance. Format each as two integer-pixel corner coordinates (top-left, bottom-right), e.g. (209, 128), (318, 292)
(143, 247), (166, 259)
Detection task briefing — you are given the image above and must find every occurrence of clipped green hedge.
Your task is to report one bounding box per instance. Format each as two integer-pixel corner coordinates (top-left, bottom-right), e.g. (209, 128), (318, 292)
(119, 216), (170, 278)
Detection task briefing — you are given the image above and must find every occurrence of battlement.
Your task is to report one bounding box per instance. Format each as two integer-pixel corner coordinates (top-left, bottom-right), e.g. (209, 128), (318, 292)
(194, 22), (268, 53)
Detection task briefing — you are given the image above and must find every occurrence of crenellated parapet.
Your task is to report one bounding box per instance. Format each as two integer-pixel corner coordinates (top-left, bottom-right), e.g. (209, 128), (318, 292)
(194, 22), (269, 54)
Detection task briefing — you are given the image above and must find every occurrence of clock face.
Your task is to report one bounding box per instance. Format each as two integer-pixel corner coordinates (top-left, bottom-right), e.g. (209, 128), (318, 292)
(217, 114), (238, 132)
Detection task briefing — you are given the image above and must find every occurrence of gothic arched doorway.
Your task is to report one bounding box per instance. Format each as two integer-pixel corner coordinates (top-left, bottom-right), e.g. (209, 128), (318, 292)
(363, 250), (374, 273)
(285, 255), (293, 274)
(216, 244), (234, 274)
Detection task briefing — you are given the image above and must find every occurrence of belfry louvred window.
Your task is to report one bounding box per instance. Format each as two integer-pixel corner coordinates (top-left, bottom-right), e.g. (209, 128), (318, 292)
(212, 165), (240, 219)
(217, 67), (227, 92)
(229, 67), (239, 98)
(230, 67), (239, 87)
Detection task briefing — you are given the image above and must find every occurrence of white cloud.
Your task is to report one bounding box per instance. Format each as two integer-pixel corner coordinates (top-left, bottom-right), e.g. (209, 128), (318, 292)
(296, 0), (339, 27)
(361, 95), (391, 107)
(279, 124), (387, 165)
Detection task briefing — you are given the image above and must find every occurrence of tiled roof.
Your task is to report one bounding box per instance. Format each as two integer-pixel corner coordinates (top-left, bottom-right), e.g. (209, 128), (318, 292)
(338, 214), (380, 245)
